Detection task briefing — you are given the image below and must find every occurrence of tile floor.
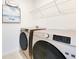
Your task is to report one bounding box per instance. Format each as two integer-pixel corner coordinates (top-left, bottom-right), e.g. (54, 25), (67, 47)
(2, 51), (27, 59)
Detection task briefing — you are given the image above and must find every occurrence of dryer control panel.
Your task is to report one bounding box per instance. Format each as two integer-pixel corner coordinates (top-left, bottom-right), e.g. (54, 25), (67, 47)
(53, 35), (71, 44)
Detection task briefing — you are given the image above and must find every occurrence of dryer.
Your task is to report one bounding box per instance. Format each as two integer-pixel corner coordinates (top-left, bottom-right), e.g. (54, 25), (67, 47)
(19, 28), (45, 59)
(19, 28), (31, 59)
(32, 29), (76, 59)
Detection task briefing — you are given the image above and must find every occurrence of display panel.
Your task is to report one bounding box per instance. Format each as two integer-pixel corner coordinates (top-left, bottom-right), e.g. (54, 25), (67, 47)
(53, 34), (71, 44)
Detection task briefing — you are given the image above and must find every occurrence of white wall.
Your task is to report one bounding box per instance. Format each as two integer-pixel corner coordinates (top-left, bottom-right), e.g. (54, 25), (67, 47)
(2, 24), (20, 56)
(3, 0), (76, 30)
(2, 0), (33, 56)
(18, 0), (75, 30)
(18, 0), (34, 28)
(29, 0), (76, 30)
(31, 13), (76, 30)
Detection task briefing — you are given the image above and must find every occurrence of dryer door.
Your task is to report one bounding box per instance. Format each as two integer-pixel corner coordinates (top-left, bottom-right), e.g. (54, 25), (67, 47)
(33, 40), (66, 59)
(20, 32), (28, 50)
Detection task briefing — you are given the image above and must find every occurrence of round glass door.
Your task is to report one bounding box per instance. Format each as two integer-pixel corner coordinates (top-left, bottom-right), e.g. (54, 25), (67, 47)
(20, 32), (28, 50)
(33, 41), (66, 59)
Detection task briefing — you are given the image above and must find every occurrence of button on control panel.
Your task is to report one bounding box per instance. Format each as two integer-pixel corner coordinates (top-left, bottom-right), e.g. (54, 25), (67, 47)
(71, 54), (75, 58)
(65, 52), (76, 58)
(65, 52), (69, 55)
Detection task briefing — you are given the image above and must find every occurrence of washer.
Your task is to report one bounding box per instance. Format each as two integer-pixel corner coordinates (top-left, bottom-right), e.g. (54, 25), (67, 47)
(32, 29), (76, 59)
(19, 28), (31, 59)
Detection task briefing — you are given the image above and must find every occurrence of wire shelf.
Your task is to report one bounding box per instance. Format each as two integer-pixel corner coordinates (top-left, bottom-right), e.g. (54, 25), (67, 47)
(30, 0), (75, 18)
(30, 0), (74, 12)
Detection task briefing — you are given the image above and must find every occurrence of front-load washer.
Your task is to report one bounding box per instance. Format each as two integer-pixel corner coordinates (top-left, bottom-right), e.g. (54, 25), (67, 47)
(19, 28), (31, 59)
(32, 29), (76, 59)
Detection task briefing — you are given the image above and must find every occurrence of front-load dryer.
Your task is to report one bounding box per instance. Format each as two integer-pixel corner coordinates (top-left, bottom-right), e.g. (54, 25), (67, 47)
(19, 28), (45, 59)
(19, 28), (31, 59)
(32, 29), (76, 59)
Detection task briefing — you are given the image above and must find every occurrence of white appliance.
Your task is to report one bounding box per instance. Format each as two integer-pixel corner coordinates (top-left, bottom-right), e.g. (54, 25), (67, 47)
(19, 28), (31, 59)
(32, 29), (76, 59)
(19, 28), (45, 59)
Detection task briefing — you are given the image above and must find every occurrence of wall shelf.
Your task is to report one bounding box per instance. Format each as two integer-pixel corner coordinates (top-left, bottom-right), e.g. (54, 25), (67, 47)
(30, 0), (75, 18)
(30, 0), (74, 12)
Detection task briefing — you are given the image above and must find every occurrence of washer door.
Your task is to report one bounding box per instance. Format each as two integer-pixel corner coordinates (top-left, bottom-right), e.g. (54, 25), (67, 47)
(20, 32), (28, 50)
(33, 40), (66, 59)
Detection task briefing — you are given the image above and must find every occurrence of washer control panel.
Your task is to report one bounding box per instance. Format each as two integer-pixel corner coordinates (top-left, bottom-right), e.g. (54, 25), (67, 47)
(53, 35), (71, 44)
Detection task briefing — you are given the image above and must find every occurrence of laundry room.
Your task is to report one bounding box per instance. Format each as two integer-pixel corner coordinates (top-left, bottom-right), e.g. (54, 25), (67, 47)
(2, 0), (76, 59)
